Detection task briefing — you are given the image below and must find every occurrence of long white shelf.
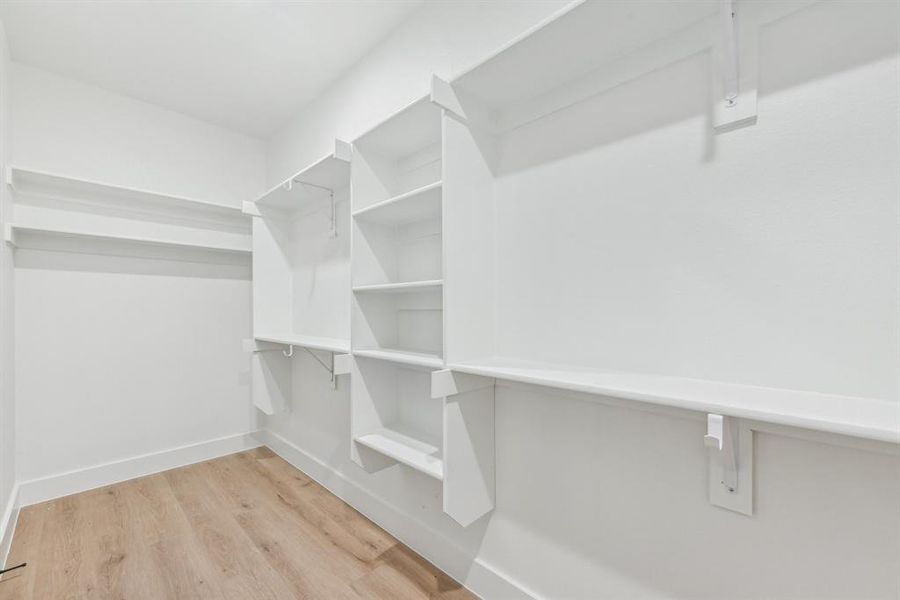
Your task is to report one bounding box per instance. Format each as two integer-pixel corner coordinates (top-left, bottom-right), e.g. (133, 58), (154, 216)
(353, 348), (444, 369)
(254, 141), (351, 211)
(4, 222), (251, 254)
(354, 426), (444, 480)
(448, 358), (900, 444)
(352, 280), (443, 294)
(7, 165), (246, 226)
(352, 181), (442, 224)
(255, 333), (350, 354)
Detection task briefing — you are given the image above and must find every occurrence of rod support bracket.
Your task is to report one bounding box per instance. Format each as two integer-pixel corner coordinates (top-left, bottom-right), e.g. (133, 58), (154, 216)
(705, 413), (754, 515)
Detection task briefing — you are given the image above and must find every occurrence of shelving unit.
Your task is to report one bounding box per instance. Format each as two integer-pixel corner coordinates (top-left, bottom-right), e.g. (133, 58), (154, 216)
(246, 140), (353, 414)
(4, 166), (251, 255)
(344, 97), (496, 527)
(351, 96), (445, 367)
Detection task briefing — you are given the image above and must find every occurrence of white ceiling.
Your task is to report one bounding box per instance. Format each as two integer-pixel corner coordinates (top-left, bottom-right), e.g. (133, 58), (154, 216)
(0, 0), (423, 137)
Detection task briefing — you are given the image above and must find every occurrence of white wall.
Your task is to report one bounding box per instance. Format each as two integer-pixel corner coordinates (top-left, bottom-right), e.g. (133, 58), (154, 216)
(266, 0), (574, 187)
(11, 65), (265, 490)
(264, 1), (900, 599)
(12, 64), (263, 208)
(0, 16), (16, 529)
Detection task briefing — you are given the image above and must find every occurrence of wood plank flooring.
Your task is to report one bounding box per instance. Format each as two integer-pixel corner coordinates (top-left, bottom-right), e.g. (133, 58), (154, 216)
(0, 448), (475, 600)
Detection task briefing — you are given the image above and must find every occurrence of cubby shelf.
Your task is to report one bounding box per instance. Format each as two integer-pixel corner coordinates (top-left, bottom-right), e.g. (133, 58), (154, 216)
(351, 181), (442, 224)
(254, 333), (350, 354)
(448, 359), (900, 444)
(353, 348), (444, 369)
(352, 280), (443, 294)
(354, 426), (444, 480)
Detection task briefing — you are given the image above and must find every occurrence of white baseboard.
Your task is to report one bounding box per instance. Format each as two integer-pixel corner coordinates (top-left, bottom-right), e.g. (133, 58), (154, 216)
(258, 429), (533, 600)
(16, 432), (261, 508)
(0, 484), (20, 569)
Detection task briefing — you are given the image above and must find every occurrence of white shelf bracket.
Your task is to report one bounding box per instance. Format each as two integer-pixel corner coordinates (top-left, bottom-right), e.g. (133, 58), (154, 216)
(431, 369), (494, 399)
(241, 201), (262, 218)
(705, 413), (754, 515)
(713, 0), (758, 132)
(430, 75), (467, 122)
(4, 224), (16, 247)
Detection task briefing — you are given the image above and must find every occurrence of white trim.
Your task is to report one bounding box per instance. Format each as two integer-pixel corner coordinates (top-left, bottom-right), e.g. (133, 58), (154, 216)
(0, 484), (20, 568)
(16, 432), (260, 507)
(258, 429), (533, 600)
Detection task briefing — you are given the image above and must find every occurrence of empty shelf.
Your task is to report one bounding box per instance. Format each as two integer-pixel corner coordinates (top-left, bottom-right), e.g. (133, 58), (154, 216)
(352, 181), (442, 224)
(353, 280), (443, 294)
(7, 165), (246, 225)
(448, 358), (900, 444)
(355, 427), (443, 480)
(255, 142), (351, 211)
(255, 333), (350, 354)
(4, 222), (250, 254)
(353, 348), (444, 369)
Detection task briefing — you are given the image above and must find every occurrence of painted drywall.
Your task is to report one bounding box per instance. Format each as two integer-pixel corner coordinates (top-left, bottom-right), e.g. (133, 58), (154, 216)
(0, 16), (16, 544)
(11, 65), (265, 488)
(266, 0), (574, 187)
(263, 1), (900, 599)
(11, 63), (264, 208)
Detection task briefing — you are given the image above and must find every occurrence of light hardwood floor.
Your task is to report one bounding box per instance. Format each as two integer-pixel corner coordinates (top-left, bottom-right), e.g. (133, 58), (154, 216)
(0, 448), (475, 600)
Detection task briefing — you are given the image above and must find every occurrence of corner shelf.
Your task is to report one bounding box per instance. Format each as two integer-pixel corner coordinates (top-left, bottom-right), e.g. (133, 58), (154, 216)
(448, 358), (900, 444)
(354, 426), (443, 480)
(351, 181), (442, 224)
(254, 333), (350, 354)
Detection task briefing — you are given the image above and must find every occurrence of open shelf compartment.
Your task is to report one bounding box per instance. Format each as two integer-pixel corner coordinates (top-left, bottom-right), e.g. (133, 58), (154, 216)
(351, 358), (444, 479)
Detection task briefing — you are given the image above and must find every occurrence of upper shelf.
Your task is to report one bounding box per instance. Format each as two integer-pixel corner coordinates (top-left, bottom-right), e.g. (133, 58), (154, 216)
(354, 97), (442, 160)
(253, 140), (351, 212)
(255, 333), (350, 354)
(352, 181), (442, 225)
(7, 166), (247, 229)
(448, 358), (900, 444)
(447, 1), (719, 132)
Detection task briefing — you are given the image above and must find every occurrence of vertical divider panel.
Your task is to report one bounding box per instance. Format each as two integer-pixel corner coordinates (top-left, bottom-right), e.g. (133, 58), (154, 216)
(441, 99), (498, 364)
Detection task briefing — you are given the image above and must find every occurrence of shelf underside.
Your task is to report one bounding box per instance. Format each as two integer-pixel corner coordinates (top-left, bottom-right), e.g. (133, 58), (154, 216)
(449, 358), (900, 444)
(355, 425), (443, 480)
(255, 333), (350, 354)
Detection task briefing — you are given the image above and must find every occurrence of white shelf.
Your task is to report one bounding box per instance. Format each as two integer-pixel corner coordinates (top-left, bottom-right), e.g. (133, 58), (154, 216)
(352, 280), (443, 294)
(7, 165), (246, 226)
(354, 426), (444, 480)
(354, 348), (444, 369)
(254, 333), (350, 354)
(352, 181), (442, 224)
(5, 222), (250, 254)
(448, 358), (900, 444)
(354, 97), (442, 159)
(254, 141), (351, 211)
